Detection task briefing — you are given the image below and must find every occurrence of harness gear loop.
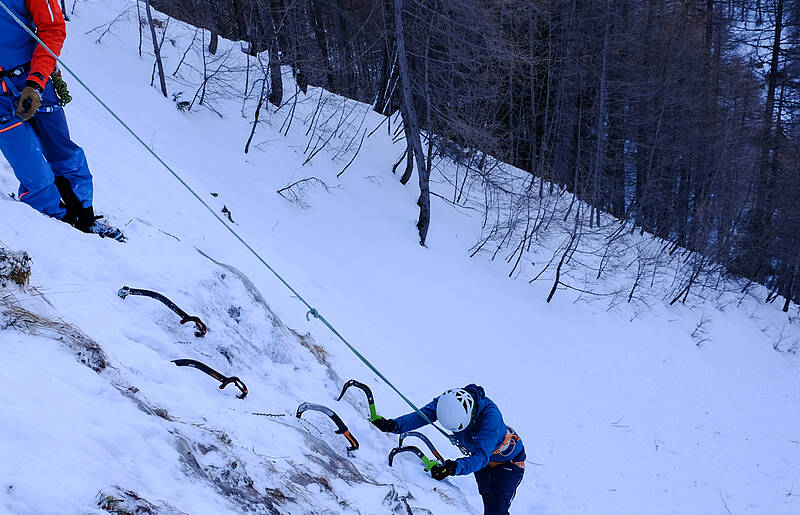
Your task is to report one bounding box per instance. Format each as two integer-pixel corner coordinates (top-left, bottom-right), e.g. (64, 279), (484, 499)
(0, 63), (30, 80)
(0, 64), (27, 97)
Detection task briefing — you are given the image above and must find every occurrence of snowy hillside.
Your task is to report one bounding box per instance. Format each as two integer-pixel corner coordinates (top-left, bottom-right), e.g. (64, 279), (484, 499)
(2, 1), (799, 514)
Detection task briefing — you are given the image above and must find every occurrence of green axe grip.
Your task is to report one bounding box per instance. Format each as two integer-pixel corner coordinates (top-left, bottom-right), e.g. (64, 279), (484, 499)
(368, 403), (382, 422)
(421, 456), (440, 472)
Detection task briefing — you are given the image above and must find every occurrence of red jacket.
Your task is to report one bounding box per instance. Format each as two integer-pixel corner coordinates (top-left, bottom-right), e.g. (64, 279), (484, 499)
(26, 0), (66, 89)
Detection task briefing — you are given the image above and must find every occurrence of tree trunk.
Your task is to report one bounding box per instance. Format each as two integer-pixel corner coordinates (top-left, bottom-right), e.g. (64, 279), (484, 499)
(259, 0), (283, 106)
(146, 0), (168, 98)
(393, 0), (430, 246)
(209, 31), (219, 54)
(591, 0), (610, 227)
(308, 0), (333, 89)
(747, 0), (784, 274)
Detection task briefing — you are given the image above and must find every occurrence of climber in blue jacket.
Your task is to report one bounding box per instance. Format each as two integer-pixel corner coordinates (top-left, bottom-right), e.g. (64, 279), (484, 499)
(373, 384), (525, 515)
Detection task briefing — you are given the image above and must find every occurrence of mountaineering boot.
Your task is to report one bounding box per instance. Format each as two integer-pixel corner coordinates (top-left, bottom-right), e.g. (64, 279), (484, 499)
(71, 205), (126, 242)
(73, 204), (96, 232)
(53, 178), (125, 241)
(54, 176), (82, 226)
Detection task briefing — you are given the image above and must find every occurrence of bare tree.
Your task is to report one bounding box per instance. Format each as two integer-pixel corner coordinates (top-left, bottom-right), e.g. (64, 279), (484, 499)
(145, 0), (168, 97)
(393, 0), (430, 245)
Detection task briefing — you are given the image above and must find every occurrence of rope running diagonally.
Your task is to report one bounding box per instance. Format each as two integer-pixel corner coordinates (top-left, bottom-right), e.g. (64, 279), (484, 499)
(0, 0), (456, 446)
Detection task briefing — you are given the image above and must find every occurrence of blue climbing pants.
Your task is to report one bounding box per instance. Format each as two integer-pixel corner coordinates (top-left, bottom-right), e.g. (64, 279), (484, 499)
(474, 463), (525, 515)
(0, 71), (92, 219)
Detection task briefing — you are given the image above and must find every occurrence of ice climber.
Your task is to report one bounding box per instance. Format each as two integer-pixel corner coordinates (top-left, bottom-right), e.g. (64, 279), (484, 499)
(373, 385), (525, 515)
(0, 0), (122, 240)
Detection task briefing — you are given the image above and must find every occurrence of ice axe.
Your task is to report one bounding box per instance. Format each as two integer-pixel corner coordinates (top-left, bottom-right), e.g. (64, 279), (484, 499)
(337, 379), (382, 422)
(296, 402), (360, 452)
(118, 286), (207, 337)
(398, 431), (444, 462)
(388, 445), (440, 472)
(171, 359), (248, 399)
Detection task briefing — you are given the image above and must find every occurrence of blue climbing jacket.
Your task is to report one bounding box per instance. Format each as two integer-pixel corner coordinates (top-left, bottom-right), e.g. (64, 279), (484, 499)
(393, 384), (526, 476)
(0, 0), (36, 73)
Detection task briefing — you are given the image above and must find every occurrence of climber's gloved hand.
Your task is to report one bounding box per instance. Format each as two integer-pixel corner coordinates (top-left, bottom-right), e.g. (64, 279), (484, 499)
(16, 84), (42, 121)
(430, 460), (457, 481)
(371, 417), (398, 433)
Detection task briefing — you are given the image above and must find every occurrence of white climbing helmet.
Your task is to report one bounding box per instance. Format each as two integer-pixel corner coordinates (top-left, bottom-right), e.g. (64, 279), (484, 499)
(436, 389), (475, 432)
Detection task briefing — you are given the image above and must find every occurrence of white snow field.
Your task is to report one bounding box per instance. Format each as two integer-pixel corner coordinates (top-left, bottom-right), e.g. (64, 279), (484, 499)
(1, 1), (799, 514)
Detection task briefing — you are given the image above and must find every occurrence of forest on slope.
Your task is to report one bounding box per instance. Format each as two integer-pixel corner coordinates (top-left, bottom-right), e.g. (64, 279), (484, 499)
(132, 0), (800, 310)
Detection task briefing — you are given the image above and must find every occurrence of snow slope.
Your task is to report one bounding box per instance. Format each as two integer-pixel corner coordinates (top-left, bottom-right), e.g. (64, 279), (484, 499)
(2, 1), (800, 513)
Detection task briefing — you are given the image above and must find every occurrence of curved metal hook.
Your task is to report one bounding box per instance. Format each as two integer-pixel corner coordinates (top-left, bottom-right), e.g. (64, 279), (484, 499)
(171, 359), (247, 399)
(118, 286), (207, 337)
(296, 402), (359, 451)
(398, 431), (444, 462)
(337, 379), (381, 421)
(388, 445), (439, 471)
(180, 315), (208, 338)
(219, 376), (248, 400)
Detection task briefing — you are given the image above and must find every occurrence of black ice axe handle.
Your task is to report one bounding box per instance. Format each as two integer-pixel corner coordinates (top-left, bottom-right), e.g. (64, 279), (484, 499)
(388, 446), (439, 471)
(337, 379), (375, 405)
(296, 402), (360, 452)
(399, 431), (445, 462)
(118, 286), (207, 337)
(337, 379), (381, 421)
(171, 359), (248, 399)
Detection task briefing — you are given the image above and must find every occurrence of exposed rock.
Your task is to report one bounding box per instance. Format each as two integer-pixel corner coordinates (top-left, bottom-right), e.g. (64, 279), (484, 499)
(0, 247), (31, 287)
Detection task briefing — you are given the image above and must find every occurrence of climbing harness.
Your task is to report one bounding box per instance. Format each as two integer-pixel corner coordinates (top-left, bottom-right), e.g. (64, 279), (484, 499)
(0, 64), (27, 102)
(0, 63), (29, 81)
(0, 63), (61, 115)
(0, 0), (456, 448)
(171, 358), (248, 399)
(296, 402), (359, 452)
(118, 286), (207, 337)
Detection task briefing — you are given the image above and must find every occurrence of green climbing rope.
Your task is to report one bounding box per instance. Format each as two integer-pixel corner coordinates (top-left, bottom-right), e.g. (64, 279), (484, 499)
(0, 0), (455, 445)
